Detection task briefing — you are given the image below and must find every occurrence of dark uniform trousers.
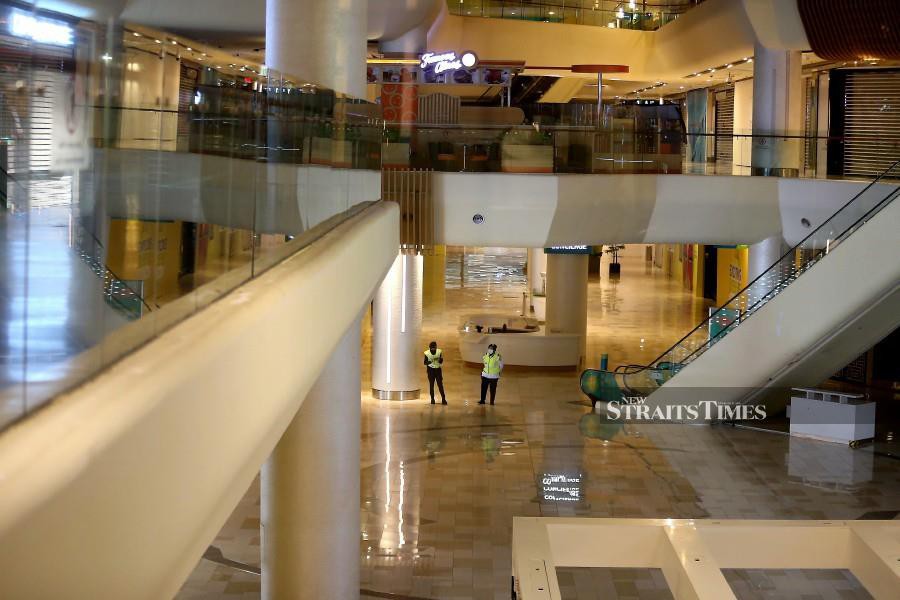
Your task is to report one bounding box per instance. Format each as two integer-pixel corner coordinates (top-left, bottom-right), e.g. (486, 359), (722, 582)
(427, 368), (446, 402)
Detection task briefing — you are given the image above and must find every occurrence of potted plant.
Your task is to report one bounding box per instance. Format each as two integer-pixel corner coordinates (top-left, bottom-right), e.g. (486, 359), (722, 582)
(606, 244), (624, 278)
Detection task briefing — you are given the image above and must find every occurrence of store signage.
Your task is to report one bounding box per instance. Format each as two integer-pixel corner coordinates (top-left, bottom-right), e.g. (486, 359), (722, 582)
(545, 245), (591, 254)
(9, 9), (73, 46)
(420, 51), (477, 74)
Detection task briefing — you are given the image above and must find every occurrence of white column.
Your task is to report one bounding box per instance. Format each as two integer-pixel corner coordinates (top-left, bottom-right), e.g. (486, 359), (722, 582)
(528, 248), (548, 296)
(750, 43), (803, 177)
(261, 316), (362, 600)
(545, 254), (588, 363)
(372, 253), (423, 399)
(748, 235), (789, 281)
(265, 0), (367, 98)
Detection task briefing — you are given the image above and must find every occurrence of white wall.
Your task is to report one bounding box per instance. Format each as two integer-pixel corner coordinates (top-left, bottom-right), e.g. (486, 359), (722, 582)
(432, 172), (884, 247)
(0, 203), (399, 600)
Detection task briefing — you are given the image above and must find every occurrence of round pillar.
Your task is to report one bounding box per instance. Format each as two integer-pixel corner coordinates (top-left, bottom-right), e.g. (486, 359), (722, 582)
(750, 43), (803, 177)
(372, 253), (423, 399)
(528, 248), (548, 296)
(261, 316), (362, 600)
(545, 253), (589, 363)
(265, 0), (367, 98)
(748, 235), (789, 281)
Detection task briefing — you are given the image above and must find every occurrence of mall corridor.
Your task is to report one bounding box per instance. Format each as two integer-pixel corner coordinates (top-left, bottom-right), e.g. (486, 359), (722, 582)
(175, 250), (900, 599)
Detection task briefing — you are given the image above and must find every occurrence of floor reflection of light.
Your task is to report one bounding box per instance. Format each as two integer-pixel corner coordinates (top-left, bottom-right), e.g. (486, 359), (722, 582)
(385, 415), (391, 514)
(398, 460), (405, 547)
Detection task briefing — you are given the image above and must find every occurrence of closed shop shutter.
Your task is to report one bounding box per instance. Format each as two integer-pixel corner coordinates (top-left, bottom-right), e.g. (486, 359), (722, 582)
(714, 87), (734, 165)
(802, 77), (817, 175)
(843, 69), (900, 178)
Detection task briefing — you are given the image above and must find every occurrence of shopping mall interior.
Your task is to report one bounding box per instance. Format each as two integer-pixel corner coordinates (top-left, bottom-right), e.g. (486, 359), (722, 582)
(0, 1), (898, 599)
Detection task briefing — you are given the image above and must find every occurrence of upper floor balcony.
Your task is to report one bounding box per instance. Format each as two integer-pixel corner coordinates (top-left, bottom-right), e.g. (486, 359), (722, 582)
(447, 0), (706, 30)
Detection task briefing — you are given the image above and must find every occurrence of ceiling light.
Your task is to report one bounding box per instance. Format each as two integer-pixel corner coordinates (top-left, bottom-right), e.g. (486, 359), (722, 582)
(747, 58), (753, 63)
(171, 40), (177, 45)
(726, 64), (732, 68)
(679, 86), (685, 89)
(133, 32), (140, 37)
(154, 39), (161, 43)
(548, 11), (555, 15)
(186, 47), (192, 51)
(710, 69), (716, 73)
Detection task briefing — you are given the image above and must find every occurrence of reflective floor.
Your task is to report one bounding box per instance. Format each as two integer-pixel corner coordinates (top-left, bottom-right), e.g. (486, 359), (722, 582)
(176, 247), (900, 600)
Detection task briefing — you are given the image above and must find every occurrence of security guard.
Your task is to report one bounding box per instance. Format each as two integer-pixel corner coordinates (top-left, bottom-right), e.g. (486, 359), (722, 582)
(479, 343), (503, 405)
(424, 341), (447, 405)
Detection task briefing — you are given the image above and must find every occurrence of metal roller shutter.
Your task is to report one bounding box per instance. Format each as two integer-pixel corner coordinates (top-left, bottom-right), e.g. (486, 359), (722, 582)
(714, 87), (734, 165)
(843, 69), (900, 177)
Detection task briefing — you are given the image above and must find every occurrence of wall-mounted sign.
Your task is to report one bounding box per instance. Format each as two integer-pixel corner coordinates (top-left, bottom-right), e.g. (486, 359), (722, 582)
(9, 9), (73, 46)
(420, 51), (477, 74)
(545, 245), (591, 254)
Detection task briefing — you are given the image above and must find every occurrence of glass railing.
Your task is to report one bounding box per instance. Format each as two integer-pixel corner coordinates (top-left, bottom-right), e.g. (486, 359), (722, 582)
(0, 9), (383, 429)
(390, 121), (896, 180)
(581, 159), (900, 405)
(449, 0), (703, 30)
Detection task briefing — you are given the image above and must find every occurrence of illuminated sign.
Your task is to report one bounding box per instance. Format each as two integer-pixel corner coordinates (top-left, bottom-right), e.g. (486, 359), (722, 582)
(9, 9), (73, 46)
(420, 51), (477, 74)
(545, 245), (591, 254)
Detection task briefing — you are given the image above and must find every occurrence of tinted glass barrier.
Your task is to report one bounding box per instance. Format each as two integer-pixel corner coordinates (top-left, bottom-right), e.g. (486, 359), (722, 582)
(0, 8), (382, 429)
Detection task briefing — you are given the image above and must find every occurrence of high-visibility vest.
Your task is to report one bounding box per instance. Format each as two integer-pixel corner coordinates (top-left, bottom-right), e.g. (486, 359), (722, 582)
(482, 352), (502, 376)
(424, 348), (443, 368)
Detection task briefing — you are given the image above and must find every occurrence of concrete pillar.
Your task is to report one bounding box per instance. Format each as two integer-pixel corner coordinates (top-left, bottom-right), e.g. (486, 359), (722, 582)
(545, 253), (588, 363)
(261, 316), (362, 600)
(748, 235), (789, 281)
(750, 43), (803, 177)
(372, 253), (423, 399)
(265, 0), (367, 98)
(528, 248), (548, 296)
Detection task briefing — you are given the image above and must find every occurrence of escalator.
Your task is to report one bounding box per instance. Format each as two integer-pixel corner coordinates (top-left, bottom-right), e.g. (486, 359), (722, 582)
(582, 160), (900, 410)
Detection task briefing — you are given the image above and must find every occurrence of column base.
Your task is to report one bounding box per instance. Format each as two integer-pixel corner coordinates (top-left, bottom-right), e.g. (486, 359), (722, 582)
(750, 166), (799, 177)
(372, 389), (420, 400)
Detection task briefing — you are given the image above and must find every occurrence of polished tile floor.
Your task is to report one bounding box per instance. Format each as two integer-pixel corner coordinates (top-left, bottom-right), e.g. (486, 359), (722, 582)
(175, 247), (900, 600)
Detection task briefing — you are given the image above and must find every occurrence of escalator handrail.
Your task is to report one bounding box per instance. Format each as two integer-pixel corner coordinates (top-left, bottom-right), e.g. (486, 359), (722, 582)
(635, 158), (900, 374)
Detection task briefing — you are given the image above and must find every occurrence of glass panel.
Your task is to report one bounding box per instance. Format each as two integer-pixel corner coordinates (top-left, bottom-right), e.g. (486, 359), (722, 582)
(0, 7), (382, 430)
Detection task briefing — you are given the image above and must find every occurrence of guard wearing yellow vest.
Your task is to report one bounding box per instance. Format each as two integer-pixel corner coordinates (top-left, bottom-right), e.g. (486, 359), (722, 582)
(424, 341), (447, 405)
(479, 344), (503, 405)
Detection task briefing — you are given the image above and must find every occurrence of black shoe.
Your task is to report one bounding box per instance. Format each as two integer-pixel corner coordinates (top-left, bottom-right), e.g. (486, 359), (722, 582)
(441, 400), (447, 405)
(430, 399), (435, 404)
(490, 401), (494, 405)
(478, 401), (485, 404)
